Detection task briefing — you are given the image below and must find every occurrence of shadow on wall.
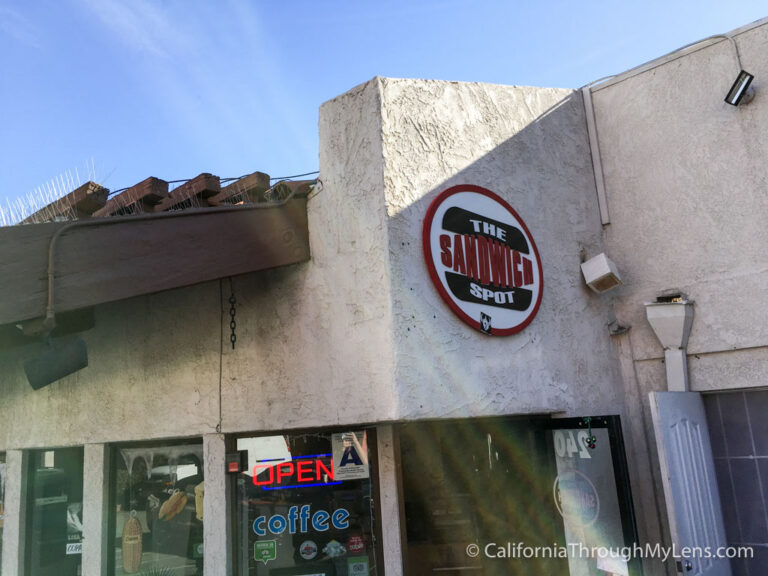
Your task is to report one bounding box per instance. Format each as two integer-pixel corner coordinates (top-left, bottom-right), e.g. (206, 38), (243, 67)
(378, 79), (618, 421)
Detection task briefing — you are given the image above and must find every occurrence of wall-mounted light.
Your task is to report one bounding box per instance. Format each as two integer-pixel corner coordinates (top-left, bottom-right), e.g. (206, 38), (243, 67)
(725, 70), (755, 106)
(581, 252), (622, 293)
(24, 337), (88, 390)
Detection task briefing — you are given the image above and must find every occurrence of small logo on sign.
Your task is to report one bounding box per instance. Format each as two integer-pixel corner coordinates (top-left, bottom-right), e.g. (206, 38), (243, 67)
(347, 535), (365, 554)
(480, 312), (492, 334)
(348, 556), (370, 574)
(255, 540), (277, 564)
(553, 470), (600, 527)
(300, 540), (318, 560)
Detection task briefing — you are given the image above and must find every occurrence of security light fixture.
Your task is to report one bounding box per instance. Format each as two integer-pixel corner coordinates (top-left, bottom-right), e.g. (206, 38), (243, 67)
(725, 70), (754, 106)
(581, 253), (622, 293)
(24, 337), (88, 390)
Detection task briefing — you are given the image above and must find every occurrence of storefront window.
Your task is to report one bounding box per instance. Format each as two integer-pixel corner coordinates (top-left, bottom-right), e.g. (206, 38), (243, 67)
(0, 452), (6, 576)
(400, 418), (566, 575)
(109, 442), (204, 575)
(399, 417), (639, 576)
(24, 447), (84, 576)
(234, 429), (381, 575)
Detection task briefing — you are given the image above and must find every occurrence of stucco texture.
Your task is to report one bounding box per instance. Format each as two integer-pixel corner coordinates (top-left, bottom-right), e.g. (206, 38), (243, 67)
(377, 78), (623, 420)
(0, 282), (220, 450)
(595, 25), (768, 373)
(0, 77), (626, 447)
(588, 24), (768, 574)
(219, 78), (398, 432)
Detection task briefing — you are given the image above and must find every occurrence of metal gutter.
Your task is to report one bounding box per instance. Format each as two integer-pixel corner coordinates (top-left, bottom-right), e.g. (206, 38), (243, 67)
(578, 17), (768, 225)
(589, 19), (766, 93)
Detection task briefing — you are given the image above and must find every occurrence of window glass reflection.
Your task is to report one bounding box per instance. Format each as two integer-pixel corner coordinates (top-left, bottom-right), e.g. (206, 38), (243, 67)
(25, 447), (84, 576)
(235, 430), (380, 575)
(110, 443), (204, 575)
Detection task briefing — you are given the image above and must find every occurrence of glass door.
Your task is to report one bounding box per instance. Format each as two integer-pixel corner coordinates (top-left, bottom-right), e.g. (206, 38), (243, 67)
(399, 417), (569, 575)
(545, 416), (640, 576)
(24, 447), (84, 576)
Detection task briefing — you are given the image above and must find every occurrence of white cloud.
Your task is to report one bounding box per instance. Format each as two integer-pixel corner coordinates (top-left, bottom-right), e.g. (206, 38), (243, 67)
(0, 4), (41, 49)
(79, 0), (192, 58)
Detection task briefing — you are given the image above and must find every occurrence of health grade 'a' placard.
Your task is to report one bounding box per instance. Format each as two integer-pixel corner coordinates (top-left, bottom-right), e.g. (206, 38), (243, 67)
(423, 185), (543, 335)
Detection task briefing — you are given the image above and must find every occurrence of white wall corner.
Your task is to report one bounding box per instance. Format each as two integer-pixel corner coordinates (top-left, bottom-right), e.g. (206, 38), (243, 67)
(376, 425), (405, 576)
(82, 444), (109, 576)
(203, 433), (231, 576)
(1, 450), (28, 576)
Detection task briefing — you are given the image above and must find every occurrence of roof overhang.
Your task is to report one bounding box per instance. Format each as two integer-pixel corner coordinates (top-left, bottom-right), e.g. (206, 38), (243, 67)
(0, 195), (310, 327)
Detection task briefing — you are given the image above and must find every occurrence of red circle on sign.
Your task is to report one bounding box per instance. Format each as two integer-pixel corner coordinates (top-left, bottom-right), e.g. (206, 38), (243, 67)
(422, 184), (543, 335)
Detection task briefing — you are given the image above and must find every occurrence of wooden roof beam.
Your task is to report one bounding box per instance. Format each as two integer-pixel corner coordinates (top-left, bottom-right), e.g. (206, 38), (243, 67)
(157, 173), (221, 211)
(94, 177), (169, 217)
(208, 171), (271, 205)
(20, 181), (108, 224)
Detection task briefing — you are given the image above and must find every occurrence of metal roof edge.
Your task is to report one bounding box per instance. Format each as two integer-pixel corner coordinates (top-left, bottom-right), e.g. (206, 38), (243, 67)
(588, 16), (768, 93)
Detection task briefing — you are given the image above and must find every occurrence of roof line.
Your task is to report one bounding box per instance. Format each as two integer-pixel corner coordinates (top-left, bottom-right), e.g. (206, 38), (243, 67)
(586, 16), (768, 93)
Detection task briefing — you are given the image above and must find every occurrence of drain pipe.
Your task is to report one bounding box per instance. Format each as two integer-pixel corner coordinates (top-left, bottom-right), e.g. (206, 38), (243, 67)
(581, 85), (611, 226)
(644, 295), (694, 391)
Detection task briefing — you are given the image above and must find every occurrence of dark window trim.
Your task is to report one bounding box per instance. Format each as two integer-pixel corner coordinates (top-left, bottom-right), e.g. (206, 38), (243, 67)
(0, 451), (5, 576)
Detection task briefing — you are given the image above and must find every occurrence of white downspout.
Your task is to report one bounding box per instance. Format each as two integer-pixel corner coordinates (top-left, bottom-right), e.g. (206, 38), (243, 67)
(644, 298), (694, 391)
(582, 86), (611, 225)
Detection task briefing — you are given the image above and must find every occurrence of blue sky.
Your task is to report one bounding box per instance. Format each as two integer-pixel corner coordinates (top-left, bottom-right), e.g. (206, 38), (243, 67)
(1, 1), (766, 217)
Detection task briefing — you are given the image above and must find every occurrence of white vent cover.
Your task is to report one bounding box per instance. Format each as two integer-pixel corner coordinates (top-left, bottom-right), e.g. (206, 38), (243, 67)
(581, 253), (622, 293)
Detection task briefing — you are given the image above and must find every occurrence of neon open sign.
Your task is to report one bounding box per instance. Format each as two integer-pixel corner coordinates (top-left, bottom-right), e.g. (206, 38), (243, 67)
(253, 453), (340, 491)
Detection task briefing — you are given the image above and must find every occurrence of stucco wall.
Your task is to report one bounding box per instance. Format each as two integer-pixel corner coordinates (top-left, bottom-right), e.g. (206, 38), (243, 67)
(377, 78), (623, 420)
(594, 22), (768, 379)
(0, 70), (661, 575)
(0, 282), (221, 450)
(220, 78), (398, 432)
(0, 79), (400, 449)
(0, 77), (624, 445)
(591, 20), (768, 575)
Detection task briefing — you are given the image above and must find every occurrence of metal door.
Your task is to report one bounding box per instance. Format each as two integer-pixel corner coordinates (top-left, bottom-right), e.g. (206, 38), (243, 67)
(650, 391), (731, 575)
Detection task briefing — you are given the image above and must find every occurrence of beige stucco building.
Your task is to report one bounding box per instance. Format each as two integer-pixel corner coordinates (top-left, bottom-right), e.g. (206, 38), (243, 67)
(1, 16), (768, 576)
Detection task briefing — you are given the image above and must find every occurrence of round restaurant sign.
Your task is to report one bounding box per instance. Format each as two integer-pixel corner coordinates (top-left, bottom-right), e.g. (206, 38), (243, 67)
(422, 185), (543, 335)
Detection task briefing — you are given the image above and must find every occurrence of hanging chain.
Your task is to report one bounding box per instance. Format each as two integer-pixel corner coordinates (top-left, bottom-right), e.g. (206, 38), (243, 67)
(583, 417), (597, 450)
(228, 286), (237, 350)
